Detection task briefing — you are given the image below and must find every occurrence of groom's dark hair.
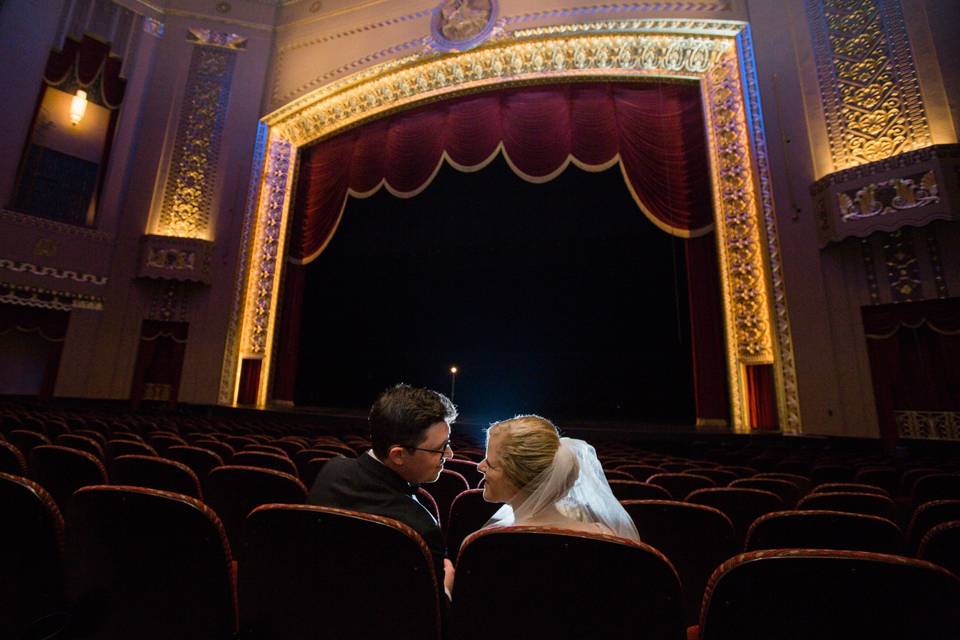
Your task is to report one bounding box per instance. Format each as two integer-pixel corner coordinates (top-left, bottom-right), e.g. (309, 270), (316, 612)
(369, 384), (457, 458)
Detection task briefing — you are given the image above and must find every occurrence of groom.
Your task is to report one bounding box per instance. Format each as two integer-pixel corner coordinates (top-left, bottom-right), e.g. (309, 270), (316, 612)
(307, 383), (457, 598)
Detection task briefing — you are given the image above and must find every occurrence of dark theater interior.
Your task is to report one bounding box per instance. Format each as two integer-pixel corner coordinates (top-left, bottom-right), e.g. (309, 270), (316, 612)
(0, 1), (958, 638)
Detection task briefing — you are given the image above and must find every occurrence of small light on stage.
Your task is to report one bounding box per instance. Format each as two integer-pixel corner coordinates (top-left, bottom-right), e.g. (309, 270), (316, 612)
(449, 366), (458, 401)
(450, 366), (458, 374)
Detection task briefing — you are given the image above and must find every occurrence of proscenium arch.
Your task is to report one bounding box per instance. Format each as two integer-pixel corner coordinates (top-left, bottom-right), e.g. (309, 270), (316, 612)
(232, 19), (801, 434)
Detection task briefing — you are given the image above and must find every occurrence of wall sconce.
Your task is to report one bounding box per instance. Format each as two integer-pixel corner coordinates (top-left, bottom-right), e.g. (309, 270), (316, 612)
(70, 89), (88, 126)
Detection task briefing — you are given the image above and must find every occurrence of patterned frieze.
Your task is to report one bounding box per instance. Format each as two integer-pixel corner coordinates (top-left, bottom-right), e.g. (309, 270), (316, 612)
(0, 281), (104, 311)
(896, 410), (960, 441)
(137, 235), (214, 284)
(811, 144), (959, 246)
(0, 258), (107, 286)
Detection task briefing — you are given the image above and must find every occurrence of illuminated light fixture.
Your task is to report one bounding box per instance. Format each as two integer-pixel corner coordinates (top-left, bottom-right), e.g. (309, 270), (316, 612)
(449, 366), (458, 402)
(70, 89), (88, 125)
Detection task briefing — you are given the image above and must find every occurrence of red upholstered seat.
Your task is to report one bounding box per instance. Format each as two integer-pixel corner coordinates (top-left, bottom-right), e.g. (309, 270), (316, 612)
(0, 473), (65, 640)
(911, 473), (960, 510)
(900, 467), (941, 496)
(622, 499), (737, 626)
(446, 488), (500, 558)
(853, 466), (900, 496)
(240, 505), (442, 640)
(66, 485), (237, 640)
(30, 445), (108, 512)
(107, 439), (157, 459)
(146, 434), (187, 456)
(797, 491), (900, 523)
(452, 526), (684, 640)
(730, 477), (800, 507)
(809, 464), (856, 486)
(745, 510), (905, 555)
(110, 454), (202, 499)
(165, 445), (224, 487)
(811, 481), (890, 496)
(416, 487), (441, 523)
(687, 468), (739, 485)
(232, 450), (299, 477)
(56, 434), (105, 461)
(907, 499), (960, 553)
(8, 429), (50, 459)
(204, 465), (307, 554)
(716, 465), (758, 478)
(294, 448), (344, 479)
(443, 458), (483, 488)
(0, 439), (27, 476)
(686, 487), (784, 549)
(421, 468), (469, 530)
(918, 520), (960, 578)
(647, 473), (716, 499)
(609, 480), (672, 501)
(243, 443), (290, 457)
(603, 468), (636, 482)
(752, 472), (811, 494)
(615, 463), (665, 482)
(696, 549), (960, 640)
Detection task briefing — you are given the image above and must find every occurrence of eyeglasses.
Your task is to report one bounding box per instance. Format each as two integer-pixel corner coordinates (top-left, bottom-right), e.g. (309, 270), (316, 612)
(405, 439), (452, 456)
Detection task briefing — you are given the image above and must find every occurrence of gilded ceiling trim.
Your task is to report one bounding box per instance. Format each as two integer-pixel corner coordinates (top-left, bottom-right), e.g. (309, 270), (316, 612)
(237, 20), (798, 432)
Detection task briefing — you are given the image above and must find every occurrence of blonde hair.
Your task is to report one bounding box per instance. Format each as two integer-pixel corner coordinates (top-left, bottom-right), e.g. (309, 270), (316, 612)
(487, 415), (578, 497)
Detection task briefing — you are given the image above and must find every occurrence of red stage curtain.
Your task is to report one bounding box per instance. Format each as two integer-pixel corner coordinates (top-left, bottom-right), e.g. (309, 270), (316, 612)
(45, 35), (126, 108)
(863, 298), (960, 445)
(291, 81), (712, 264)
(274, 81), (717, 407)
(0, 304), (69, 398)
(130, 320), (189, 408)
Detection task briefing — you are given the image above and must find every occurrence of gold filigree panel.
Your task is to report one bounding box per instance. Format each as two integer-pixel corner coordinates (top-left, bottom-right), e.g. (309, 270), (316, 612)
(807, 0), (931, 170)
(156, 46), (237, 239)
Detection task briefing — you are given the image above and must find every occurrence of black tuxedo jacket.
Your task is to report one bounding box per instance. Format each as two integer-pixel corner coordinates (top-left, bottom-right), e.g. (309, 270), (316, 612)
(307, 452), (446, 589)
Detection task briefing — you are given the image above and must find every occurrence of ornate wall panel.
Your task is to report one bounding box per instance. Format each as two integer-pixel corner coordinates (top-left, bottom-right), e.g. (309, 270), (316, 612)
(806, 0), (931, 171)
(236, 19), (798, 432)
(155, 41), (237, 239)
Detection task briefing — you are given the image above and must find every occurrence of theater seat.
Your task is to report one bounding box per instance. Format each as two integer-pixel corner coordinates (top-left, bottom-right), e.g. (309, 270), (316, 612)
(241, 505), (442, 640)
(0, 439), (27, 476)
(906, 499), (960, 553)
(696, 549), (960, 640)
(165, 445), (224, 488)
(609, 480), (672, 501)
(421, 468), (469, 530)
(730, 477), (800, 507)
(452, 526), (683, 640)
(745, 510), (905, 555)
(30, 445), (108, 512)
(65, 485), (237, 640)
(796, 491), (899, 523)
(647, 473), (716, 499)
(443, 458), (483, 488)
(110, 454), (202, 498)
(622, 500), (737, 626)
(912, 473), (960, 510)
(446, 488), (501, 558)
(686, 487), (784, 549)
(231, 450), (299, 477)
(918, 520), (960, 578)
(204, 465), (307, 554)
(0, 473), (65, 640)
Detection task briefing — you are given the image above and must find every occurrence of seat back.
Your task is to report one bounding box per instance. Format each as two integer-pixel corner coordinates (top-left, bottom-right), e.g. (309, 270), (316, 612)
(603, 469), (635, 482)
(917, 520), (960, 578)
(193, 439), (236, 463)
(609, 480), (673, 501)
(8, 429), (50, 458)
(647, 473), (716, 499)
(110, 455), (202, 498)
(446, 488), (501, 558)
(165, 445), (223, 487)
(0, 439), (27, 475)
(241, 505), (441, 640)
(452, 527), (683, 640)
(809, 464), (856, 486)
(912, 473), (960, 509)
(294, 448), (343, 479)
(686, 487), (784, 548)
(30, 445), (108, 511)
(622, 500), (736, 625)
(443, 458), (482, 488)
(615, 464), (664, 482)
(811, 482), (889, 496)
(56, 434), (105, 461)
(231, 450), (299, 477)
(204, 465), (307, 553)
(745, 510), (905, 554)
(699, 549), (960, 640)
(853, 466), (900, 496)
(752, 472), (811, 494)
(66, 485), (236, 640)
(0, 473), (64, 640)
(421, 468), (469, 530)
(730, 477), (800, 506)
(797, 491), (899, 523)
(907, 499), (960, 553)
(687, 468), (739, 486)
(107, 439), (157, 459)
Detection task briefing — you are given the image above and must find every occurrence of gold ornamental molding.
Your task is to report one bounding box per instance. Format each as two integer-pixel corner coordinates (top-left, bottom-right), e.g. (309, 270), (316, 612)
(233, 19), (800, 432)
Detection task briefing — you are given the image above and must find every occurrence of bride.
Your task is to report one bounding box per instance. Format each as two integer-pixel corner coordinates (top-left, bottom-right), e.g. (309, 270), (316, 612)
(476, 415), (640, 541)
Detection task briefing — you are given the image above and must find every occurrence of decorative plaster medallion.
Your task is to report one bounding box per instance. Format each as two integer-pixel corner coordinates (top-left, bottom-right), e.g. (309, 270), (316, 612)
(430, 0), (498, 51)
(216, 2), (232, 14)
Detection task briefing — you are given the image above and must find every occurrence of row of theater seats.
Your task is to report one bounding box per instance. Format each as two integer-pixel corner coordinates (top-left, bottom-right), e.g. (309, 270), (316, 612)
(4, 472), (960, 640)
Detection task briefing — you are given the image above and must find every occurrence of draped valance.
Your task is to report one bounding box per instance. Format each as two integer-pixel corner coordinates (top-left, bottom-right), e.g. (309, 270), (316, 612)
(290, 81), (713, 264)
(45, 35), (126, 109)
